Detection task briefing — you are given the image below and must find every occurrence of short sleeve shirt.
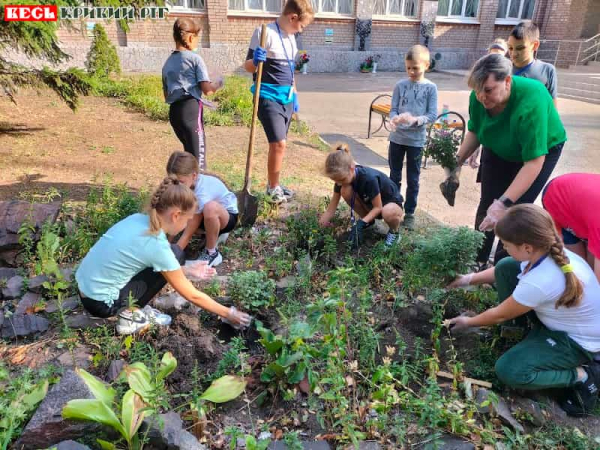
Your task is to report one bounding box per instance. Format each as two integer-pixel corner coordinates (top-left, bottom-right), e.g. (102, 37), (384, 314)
(543, 173), (600, 259)
(194, 175), (238, 214)
(467, 76), (566, 162)
(162, 50), (210, 104)
(334, 166), (404, 207)
(513, 59), (558, 98)
(75, 214), (181, 306)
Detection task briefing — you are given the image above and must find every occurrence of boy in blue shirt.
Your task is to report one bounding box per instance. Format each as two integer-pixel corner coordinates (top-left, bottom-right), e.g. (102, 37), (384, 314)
(388, 45), (438, 229)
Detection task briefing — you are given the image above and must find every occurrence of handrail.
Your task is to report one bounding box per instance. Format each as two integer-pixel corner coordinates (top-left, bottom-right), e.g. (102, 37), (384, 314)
(538, 34), (600, 66)
(583, 32), (600, 43)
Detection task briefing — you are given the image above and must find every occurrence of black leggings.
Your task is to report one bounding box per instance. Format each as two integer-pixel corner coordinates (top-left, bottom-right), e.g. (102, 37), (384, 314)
(475, 142), (564, 264)
(169, 97), (207, 170)
(80, 244), (186, 318)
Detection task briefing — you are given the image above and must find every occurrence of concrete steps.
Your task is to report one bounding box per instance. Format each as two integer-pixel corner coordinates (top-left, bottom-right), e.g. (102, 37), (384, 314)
(559, 66), (600, 103)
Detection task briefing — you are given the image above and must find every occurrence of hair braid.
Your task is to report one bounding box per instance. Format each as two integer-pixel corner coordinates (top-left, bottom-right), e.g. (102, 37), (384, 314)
(150, 176), (177, 209)
(548, 228), (583, 309)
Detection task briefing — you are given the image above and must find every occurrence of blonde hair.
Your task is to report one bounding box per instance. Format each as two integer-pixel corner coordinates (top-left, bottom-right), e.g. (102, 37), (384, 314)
(488, 38), (508, 54)
(147, 176), (197, 235)
(173, 18), (201, 50)
(283, 0), (315, 21)
(324, 142), (354, 180)
(495, 204), (584, 309)
(406, 44), (430, 64)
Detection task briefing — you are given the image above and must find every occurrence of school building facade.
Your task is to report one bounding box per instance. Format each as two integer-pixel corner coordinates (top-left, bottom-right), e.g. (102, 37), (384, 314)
(44, 0), (600, 72)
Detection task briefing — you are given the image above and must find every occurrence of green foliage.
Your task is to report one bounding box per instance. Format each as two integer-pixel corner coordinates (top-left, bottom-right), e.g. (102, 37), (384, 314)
(285, 208), (338, 263)
(424, 123), (462, 170)
(87, 24), (121, 79)
(402, 226), (483, 291)
(207, 75), (253, 126)
(211, 337), (248, 381)
(0, 364), (59, 450)
(63, 180), (147, 259)
(228, 271), (275, 312)
(17, 207), (36, 269)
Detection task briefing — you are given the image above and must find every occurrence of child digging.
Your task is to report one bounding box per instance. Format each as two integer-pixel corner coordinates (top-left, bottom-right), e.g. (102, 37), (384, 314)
(388, 44), (438, 230)
(319, 143), (404, 249)
(167, 151), (238, 267)
(244, 0), (314, 204)
(76, 176), (250, 335)
(162, 18), (224, 170)
(447, 204), (600, 417)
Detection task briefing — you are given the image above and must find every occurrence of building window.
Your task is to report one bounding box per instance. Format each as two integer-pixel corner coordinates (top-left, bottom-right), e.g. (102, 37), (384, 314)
(228, 0), (283, 13)
(310, 0), (353, 15)
(437, 0), (479, 18)
(496, 0), (535, 20)
(373, 0), (418, 17)
(174, 0), (206, 10)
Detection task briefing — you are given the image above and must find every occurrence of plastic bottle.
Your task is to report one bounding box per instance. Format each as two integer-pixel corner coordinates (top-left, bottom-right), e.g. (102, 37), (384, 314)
(441, 104), (449, 123)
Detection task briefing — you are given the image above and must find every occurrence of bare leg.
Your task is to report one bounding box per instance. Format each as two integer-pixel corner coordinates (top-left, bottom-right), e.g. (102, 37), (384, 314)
(202, 201), (229, 250)
(267, 140), (287, 188)
(381, 203), (403, 232)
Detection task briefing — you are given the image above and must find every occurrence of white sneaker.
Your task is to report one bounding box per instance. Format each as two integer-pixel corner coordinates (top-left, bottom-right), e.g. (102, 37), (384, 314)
(384, 231), (401, 248)
(142, 305), (172, 326)
(116, 308), (151, 335)
(198, 249), (223, 267)
(266, 185), (287, 204)
(216, 232), (230, 246)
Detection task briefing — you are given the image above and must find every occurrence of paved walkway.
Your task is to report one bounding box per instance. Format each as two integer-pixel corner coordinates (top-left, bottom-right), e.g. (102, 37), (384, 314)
(296, 71), (600, 228)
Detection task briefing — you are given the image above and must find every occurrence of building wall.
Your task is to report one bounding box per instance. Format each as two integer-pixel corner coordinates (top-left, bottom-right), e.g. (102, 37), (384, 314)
(41, 0), (600, 73)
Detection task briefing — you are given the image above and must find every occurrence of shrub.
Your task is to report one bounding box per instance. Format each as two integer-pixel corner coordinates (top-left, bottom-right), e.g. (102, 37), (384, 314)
(87, 24), (121, 79)
(402, 226), (483, 291)
(228, 270), (275, 312)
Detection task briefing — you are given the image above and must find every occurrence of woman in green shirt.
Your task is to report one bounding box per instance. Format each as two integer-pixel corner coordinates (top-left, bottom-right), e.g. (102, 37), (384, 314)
(448, 53), (566, 266)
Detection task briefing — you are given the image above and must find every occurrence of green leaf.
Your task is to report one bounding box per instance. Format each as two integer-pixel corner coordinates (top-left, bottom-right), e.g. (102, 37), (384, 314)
(62, 399), (126, 439)
(124, 363), (153, 402)
(20, 380), (49, 409)
(200, 375), (246, 403)
(261, 339), (284, 356)
(97, 439), (117, 450)
(157, 352), (177, 381)
(278, 351), (303, 368)
(121, 390), (148, 441)
(287, 362), (306, 384)
(76, 368), (115, 405)
(289, 322), (313, 340)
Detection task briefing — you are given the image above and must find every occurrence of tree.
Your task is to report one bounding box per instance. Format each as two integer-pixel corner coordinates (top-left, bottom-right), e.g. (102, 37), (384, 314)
(0, 0), (91, 110)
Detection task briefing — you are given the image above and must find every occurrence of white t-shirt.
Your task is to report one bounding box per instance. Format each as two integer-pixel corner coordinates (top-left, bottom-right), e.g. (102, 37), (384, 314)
(194, 174), (238, 215)
(513, 249), (600, 352)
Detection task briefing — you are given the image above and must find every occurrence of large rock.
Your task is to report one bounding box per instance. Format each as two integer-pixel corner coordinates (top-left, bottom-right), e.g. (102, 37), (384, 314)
(0, 200), (61, 266)
(45, 296), (80, 314)
(2, 275), (24, 299)
(51, 441), (92, 450)
(143, 411), (207, 450)
(28, 274), (49, 294)
(65, 312), (109, 329)
(0, 267), (17, 281)
(269, 442), (330, 450)
(475, 388), (524, 433)
(14, 369), (103, 448)
(16, 292), (41, 315)
(1, 313), (49, 338)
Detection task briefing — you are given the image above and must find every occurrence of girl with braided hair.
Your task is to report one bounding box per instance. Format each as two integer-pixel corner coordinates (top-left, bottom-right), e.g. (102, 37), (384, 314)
(162, 18), (223, 170)
(446, 204), (600, 417)
(76, 176), (251, 335)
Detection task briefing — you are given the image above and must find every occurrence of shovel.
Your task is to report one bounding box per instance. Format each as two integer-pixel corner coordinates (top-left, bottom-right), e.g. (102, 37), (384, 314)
(237, 23), (267, 228)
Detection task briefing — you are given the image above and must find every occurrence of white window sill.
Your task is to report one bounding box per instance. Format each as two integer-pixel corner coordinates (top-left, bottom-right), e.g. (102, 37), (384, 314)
(169, 8), (207, 15)
(495, 18), (523, 25)
(314, 13), (355, 19)
(435, 16), (480, 24)
(227, 10), (280, 18)
(372, 15), (419, 23)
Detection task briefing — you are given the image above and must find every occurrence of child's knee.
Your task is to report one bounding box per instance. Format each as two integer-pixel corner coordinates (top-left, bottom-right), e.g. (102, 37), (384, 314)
(382, 203), (403, 221)
(203, 201), (220, 216)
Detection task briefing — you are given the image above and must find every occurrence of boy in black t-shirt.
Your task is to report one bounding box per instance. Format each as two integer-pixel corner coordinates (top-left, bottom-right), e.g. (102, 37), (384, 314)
(319, 143), (404, 249)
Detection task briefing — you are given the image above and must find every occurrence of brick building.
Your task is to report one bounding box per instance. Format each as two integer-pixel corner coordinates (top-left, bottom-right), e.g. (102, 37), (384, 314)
(49, 0), (599, 72)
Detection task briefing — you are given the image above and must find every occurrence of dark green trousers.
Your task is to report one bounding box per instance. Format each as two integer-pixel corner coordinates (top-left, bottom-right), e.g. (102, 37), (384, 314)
(493, 257), (593, 390)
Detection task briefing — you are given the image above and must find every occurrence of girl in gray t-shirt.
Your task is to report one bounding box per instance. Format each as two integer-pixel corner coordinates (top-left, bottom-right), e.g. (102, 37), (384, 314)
(162, 18), (223, 170)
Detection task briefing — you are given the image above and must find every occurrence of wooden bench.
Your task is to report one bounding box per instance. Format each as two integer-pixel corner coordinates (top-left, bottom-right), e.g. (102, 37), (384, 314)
(367, 94), (392, 138)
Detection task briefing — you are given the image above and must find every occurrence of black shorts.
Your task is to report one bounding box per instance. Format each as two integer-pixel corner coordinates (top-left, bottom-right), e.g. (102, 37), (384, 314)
(257, 97), (293, 143)
(200, 211), (238, 235)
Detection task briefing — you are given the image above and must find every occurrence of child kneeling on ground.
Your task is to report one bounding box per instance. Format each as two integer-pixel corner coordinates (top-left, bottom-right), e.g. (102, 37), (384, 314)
(446, 204), (600, 417)
(166, 151), (238, 267)
(76, 176), (250, 335)
(319, 143), (404, 249)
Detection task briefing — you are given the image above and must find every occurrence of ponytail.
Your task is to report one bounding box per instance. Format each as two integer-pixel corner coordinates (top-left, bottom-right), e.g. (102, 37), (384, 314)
(324, 142), (354, 180)
(147, 175), (197, 235)
(496, 204), (584, 309)
(548, 230), (584, 309)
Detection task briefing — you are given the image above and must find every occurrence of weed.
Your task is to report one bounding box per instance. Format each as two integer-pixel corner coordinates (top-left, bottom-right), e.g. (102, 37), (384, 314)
(283, 431), (303, 450)
(228, 270), (275, 312)
(101, 146), (115, 154)
(210, 337), (249, 382)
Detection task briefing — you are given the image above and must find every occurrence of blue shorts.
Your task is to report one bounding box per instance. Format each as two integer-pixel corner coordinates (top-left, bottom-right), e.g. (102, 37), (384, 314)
(562, 228), (586, 246)
(257, 97), (293, 143)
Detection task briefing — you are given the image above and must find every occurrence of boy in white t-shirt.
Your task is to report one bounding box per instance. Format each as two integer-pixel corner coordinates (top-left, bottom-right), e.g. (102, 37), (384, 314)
(447, 204), (600, 417)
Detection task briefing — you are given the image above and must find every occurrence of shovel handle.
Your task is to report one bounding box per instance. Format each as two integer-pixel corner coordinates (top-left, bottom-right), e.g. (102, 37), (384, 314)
(243, 23), (268, 192)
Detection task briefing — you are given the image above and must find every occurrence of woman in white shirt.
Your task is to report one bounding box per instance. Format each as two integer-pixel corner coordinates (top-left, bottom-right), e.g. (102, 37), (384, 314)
(447, 204), (600, 417)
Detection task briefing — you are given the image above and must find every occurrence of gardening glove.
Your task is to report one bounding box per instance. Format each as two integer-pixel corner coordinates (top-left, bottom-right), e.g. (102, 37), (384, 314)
(293, 92), (299, 113)
(348, 219), (369, 249)
(252, 46), (267, 67)
(184, 260), (217, 280)
(443, 315), (472, 331)
(479, 199), (508, 232)
(447, 273), (474, 289)
(222, 306), (252, 330)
